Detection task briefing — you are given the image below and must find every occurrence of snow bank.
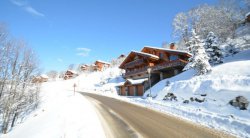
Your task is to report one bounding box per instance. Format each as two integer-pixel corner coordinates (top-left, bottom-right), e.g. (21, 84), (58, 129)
(77, 67), (124, 94)
(1, 80), (105, 138)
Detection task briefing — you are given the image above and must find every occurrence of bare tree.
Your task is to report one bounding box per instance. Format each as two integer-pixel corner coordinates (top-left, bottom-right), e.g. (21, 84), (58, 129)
(46, 70), (58, 80)
(172, 1), (244, 46)
(0, 24), (40, 134)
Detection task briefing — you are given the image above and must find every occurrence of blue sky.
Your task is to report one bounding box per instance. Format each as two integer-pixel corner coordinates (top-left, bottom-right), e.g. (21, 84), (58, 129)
(0, 0), (216, 72)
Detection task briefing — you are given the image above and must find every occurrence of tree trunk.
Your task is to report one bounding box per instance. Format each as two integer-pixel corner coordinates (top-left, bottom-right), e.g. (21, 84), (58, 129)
(11, 112), (18, 128)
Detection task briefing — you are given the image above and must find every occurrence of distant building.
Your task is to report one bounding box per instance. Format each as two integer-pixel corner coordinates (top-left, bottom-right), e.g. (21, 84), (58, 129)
(94, 60), (110, 71)
(80, 64), (89, 71)
(32, 74), (49, 83)
(64, 70), (78, 80)
(117, 43), (191, 96)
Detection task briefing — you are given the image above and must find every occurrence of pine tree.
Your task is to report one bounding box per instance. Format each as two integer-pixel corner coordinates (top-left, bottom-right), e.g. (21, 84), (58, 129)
(204, 32), (223, 65)
(184, 30), (212, 75)
(224, 40), (240, 57)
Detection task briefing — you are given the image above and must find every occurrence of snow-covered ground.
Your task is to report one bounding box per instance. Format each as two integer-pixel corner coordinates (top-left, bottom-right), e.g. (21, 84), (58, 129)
(75, 50), (250, 137)
(1, 49), (249, 138)
(0, 80), (105, 138)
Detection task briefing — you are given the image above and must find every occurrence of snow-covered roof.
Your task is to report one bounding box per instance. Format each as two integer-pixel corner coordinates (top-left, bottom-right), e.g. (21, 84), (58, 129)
(119, 50), (160, 68)
(131, 50), (159, 59)
(116, 78), (148, 86)
(67, 70), (78, 74)
(246, 12), (250, 18)
(81, 64), (89, 67)
(40, 74), (49, 79)
(96, 60), (111, 65)
(143, 46), (192, 56)
(127, 78), (148, 85)
(116, 81), (126, 86)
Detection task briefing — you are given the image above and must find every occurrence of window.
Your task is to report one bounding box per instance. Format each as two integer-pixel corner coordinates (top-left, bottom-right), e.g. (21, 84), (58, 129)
(169, 55), (178, 61)
(134, 86), (138, 96)
(125, 87), (129, 96)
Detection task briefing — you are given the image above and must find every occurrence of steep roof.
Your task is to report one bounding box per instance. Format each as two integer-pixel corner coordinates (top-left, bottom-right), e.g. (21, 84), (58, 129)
(95, 60), (111, 65)
(126, 78), (148, 85)
(117, 78), (148, 86)
(66, 70), (78, 74)
(119, 51), (159, 68)
(246, 12), (250, 18)
(142, 46), (192, 56)
(131, 50), (159, 59)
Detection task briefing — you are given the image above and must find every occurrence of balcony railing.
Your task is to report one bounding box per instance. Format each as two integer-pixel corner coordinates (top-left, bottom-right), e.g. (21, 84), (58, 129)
(152, 59), (187, 71)
(124, 59), (187, 77)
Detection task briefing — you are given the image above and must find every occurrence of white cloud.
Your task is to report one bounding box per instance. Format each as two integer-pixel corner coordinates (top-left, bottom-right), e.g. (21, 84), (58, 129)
(57, 58), (63, 63)
(25, 6), (45, 17)
(76, 48), (91, 57)
(10, 0), (45, 17)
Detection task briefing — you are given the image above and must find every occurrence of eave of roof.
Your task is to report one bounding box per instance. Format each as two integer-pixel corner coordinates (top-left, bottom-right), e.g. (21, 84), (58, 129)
(96, 60), (111, 65)
(119, 50), (159, 69)
(142, 46), (192, 56)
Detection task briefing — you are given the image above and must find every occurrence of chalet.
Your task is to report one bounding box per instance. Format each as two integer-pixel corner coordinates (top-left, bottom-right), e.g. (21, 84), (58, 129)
(32, 74), (49, 83)
(94, 60), (111, 71)
(117, 44), (191, 96)
(64, 70), (78, 80)
(80, 64), (89, 71)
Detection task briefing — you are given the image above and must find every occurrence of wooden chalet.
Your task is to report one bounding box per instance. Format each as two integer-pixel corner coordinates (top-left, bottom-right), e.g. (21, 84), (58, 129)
(117, 44), (191, 96)
(94, 60), (111, 71)
(64, 70), (78, 80)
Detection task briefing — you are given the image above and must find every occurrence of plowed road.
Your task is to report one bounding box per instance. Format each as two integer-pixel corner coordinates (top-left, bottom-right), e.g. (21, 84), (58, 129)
(80, 92), (233, 138)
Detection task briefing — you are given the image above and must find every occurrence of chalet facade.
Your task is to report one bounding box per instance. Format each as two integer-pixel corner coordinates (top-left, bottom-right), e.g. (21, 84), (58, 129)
(117, 44), (191, 96)
(64, 70), (78, 80)
(94, 60), (111, 71)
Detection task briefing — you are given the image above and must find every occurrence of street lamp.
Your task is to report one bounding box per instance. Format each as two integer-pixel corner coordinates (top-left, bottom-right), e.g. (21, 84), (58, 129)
(147, 67), (152, 98)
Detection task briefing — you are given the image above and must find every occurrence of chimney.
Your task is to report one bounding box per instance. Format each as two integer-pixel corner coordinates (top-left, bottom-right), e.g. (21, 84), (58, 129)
(162, 41), (168, 48)
(170, 43), (176, 50)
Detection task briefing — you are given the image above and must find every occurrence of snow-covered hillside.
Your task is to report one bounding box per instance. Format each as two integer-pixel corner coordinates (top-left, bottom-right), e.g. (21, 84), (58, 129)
(77, 67), (124, 94)
(65, 50), (250, 137)
(2, 50), (249, 137)
(141, 50), (250, 137)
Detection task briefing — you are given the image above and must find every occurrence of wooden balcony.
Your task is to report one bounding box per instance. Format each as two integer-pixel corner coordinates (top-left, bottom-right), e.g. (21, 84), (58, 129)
(124, 67), (148, 77)
(153, 59), (187, 71)
(124, 59), (187, 78)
